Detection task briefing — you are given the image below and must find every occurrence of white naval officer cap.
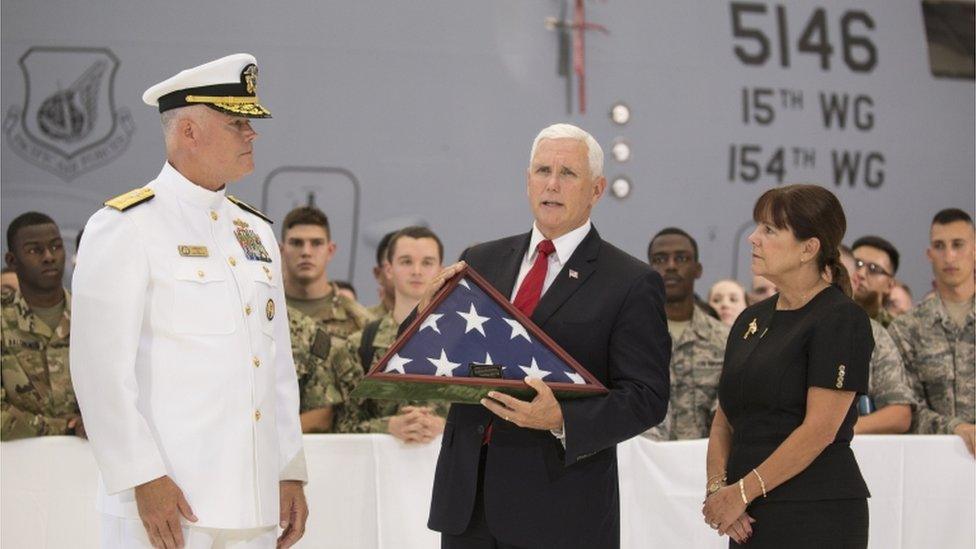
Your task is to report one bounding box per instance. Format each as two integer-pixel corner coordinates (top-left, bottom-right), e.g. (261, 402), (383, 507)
(142, 53), (271, 118)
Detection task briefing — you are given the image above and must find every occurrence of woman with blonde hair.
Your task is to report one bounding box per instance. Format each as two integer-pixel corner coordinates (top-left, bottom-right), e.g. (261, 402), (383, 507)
(708, 279), (748, 327)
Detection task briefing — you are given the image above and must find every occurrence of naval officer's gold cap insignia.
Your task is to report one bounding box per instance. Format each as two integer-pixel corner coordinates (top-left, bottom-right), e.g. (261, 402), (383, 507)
(142, 53), (271, 119)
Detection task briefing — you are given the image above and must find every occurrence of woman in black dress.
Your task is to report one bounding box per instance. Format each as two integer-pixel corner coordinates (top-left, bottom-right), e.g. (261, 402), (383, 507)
(702, 185), (874, 548)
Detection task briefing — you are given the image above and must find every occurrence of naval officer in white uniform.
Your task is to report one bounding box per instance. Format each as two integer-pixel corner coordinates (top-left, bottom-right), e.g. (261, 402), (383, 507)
(71, 54), (308, 549)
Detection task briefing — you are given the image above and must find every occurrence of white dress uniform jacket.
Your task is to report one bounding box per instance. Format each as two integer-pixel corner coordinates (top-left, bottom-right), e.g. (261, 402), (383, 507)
(70, 162), (307, 529)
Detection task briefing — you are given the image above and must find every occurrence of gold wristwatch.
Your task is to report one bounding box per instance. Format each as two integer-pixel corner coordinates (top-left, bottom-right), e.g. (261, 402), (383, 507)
(706, 475), (727, 496)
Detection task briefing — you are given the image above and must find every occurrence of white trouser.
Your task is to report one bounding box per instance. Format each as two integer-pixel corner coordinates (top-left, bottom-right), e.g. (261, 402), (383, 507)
(100, 514), (277, 549)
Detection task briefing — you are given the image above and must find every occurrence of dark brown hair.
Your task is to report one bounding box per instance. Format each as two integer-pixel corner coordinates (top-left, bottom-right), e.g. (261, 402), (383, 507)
(281, 207), (330, 240)
(753, 184), (851, 297)
(387, 226), (443, 264)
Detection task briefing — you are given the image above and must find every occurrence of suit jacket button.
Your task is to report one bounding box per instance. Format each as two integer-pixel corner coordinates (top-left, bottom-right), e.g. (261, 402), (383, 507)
(476, 425), (485, 434)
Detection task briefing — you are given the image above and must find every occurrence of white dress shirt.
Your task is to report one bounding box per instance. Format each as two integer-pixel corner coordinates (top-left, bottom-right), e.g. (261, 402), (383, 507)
(70, 162), (306, 529)
(510, 219), (591, 443)
(510, 220), (593, 302)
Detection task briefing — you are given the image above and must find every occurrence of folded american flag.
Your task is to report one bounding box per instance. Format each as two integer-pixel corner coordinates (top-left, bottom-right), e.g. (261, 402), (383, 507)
(351, 266), (607, 403)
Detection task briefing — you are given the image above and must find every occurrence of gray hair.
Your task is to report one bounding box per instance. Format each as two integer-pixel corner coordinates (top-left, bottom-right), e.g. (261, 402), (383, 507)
(160, 109), (180, 131)
(160, 104), (209, 135)
(528, 123), (604, 178)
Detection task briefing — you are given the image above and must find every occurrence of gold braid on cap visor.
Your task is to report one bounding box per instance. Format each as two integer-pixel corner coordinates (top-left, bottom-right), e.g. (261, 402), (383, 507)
(185, 95), (271, 117)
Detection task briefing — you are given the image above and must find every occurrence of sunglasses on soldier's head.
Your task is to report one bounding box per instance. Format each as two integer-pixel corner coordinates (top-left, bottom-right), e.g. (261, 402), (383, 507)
(854, 259), (892, 277)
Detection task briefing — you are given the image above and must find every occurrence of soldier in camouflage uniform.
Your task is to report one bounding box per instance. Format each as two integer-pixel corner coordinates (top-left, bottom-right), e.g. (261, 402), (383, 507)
(887, 209), (975, 456)
(853, 319), (916, 433)
(332, 226), (449, 442)
(288, 281), (374, 339)
(288, 305), (351, 432)
(889, 295), (974, 435)
(839, 246), (916, 434)
(644, 228), (729, 440)
(852, 235), (901, 328)
(279, 206), (375, 339)
(332, 312), (450, 435)
(644, 305), (728, 440)
(1, 212), (81, 441)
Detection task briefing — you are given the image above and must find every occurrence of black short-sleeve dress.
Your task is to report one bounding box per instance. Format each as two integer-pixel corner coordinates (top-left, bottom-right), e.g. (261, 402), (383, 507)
(718, 285), (875, 548)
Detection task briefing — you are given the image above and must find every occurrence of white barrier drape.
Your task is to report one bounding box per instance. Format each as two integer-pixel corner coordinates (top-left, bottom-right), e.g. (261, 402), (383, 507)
(2, 435), (973, 548)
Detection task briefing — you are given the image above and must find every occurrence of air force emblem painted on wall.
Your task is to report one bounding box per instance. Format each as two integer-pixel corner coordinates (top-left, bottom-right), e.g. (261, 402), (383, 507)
(3, 47), (135, 181)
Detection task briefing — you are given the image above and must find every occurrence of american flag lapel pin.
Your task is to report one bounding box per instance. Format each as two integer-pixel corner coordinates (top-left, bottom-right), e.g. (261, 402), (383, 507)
(569, 269), (579, 279)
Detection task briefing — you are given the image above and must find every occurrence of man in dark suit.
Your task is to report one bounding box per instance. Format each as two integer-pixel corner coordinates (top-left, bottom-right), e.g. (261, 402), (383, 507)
(415, 124), (671, 548)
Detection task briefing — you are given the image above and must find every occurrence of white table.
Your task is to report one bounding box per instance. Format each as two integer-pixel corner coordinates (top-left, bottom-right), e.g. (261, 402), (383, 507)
(2, 435), (973, 548)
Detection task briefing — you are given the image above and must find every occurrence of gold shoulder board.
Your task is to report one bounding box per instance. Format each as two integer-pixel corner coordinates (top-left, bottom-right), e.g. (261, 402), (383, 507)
(227, 195), (273, 224)
(104, 187), (155, 211)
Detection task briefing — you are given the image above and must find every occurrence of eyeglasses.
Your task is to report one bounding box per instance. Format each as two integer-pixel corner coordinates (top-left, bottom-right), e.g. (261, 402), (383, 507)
(855, 259), (892, 277)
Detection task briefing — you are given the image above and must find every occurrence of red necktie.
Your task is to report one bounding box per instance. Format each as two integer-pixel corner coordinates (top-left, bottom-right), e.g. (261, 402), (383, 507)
(513, 239), (556, 317)
(483, 239), (556, 445)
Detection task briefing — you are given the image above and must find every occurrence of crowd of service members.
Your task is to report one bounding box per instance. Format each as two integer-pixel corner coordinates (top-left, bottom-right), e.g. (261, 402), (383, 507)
(1, 204), (973, 455)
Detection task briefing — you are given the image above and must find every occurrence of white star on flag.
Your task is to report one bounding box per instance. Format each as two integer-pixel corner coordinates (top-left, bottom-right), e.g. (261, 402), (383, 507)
(458, 279), (471, 290)
(420, 313), (444, 334)
(384, 353), (412, 374)
(457, 303), (490, 336)
(428, 349), (460, 376)
(482, 352), (494, 365)
(503, 318), (531, 342)
(566, 372), (585, 384)
(519, 358), (551, 379)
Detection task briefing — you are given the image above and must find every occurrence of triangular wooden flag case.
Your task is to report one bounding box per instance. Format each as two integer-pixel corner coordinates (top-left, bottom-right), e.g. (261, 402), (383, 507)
(350, 265), (608, 404)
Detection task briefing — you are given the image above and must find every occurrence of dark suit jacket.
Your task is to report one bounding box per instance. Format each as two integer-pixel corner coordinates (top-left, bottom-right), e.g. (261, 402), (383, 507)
(426, 226), (671, 548)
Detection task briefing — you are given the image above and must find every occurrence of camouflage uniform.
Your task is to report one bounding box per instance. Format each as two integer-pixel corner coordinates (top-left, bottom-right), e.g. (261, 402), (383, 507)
(873, 306), (895, 329)
(646, 307), (729, 440)
(287, 283), (375, 340)
(332, 313), (449, 433)
(288, 306), (348, 414)
(367, 301), (390, 319)
(865, 318), (915, 410)
(1, 289), (78, 440)
(888, 295), (975, 434)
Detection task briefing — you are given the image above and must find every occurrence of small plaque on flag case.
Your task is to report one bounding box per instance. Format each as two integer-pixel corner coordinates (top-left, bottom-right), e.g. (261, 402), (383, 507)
(350, 265), (608, 403)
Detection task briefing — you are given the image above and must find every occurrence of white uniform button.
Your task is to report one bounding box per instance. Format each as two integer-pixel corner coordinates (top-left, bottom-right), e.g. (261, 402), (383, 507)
(229, 257), (237, 267)
(210, 211), (218, 221)
(253, 357), (261, 368)
(245, 305), (252, 316)
(254, 410), (261, 421)
(197, 270), (205, 278)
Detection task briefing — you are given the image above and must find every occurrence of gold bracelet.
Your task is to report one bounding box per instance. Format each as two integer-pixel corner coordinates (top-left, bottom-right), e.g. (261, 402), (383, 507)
(738, 478), (749, 505)
(752, 468), (767, 498)
(707, 472), (727, 484)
